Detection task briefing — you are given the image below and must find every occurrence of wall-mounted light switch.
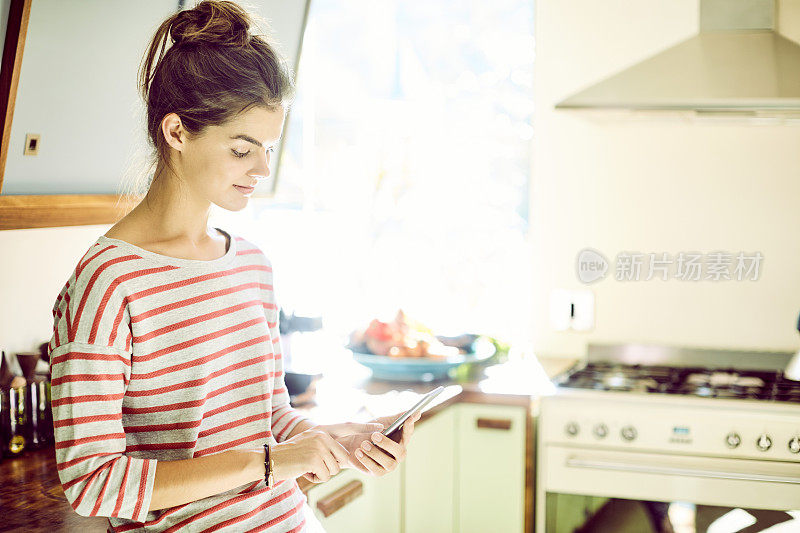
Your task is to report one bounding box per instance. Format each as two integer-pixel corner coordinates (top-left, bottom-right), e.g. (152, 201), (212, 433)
(550, 288), (594, 331)
(24, 134), (40, 155)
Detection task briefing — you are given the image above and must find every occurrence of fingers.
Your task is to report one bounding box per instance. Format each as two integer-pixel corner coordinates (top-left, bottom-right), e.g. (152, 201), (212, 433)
(354, 445), (389, 476)
(333, 433), (368, 473)
(354, 431), (406, 475)
(348, 453), (371, 474)
(400, 411), (422, 446)
(360, 437), (397, 470)
(368, 432), (406, 461)
(320, 431), (351, 467)
(331, 412), (424, 478)
(354, 447), (383, 474)
(320, 451), (340, 480)
(298, 431), (341, 482)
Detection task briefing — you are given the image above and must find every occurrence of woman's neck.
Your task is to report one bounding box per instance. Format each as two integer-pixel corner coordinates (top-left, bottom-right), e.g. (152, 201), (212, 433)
(135, 173), (215, 245)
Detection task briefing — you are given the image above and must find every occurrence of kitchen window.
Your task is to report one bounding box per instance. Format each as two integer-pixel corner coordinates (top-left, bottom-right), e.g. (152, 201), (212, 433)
(212, 0), (534, 346)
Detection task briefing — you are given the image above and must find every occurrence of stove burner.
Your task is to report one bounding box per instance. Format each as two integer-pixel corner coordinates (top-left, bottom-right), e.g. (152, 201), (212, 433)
(687, 372), (764, 388)
(556, 362), (800, 403)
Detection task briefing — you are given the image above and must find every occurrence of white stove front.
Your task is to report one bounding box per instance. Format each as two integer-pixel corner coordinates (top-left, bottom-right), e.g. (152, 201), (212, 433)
(535, 389), (800, 532)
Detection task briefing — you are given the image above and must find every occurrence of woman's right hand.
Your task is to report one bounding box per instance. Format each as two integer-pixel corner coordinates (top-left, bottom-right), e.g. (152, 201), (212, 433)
(270, 429), (351, 483)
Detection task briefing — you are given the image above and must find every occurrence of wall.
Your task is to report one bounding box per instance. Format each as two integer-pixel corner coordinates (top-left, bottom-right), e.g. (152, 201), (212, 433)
(0, 225), (112, 355)
(530, 0), (800, 357)
(2, 0), (307, 195)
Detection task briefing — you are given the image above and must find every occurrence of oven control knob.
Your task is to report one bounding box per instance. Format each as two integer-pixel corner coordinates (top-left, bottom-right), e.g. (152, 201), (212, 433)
(620, 426), (637, 442)
(725, 432), (741, 449)
(756, 434), (772, 452)
(789, 436), (800, 454)
(564, 422), (579, 437)
(593, 424), (608, 439)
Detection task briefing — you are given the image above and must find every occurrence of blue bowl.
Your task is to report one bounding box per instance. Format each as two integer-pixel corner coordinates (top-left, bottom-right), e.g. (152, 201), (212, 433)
(349, 336), (496, 382)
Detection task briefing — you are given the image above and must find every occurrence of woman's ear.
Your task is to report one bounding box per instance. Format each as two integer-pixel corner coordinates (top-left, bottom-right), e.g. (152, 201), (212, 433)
(161, 112), (186, 152)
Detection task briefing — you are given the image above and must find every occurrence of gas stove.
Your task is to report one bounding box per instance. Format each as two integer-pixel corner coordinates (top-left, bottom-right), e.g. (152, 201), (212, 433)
(552, 342), (800, 401)
(556, 362), (800, 402)
(536, 344), (800, 533)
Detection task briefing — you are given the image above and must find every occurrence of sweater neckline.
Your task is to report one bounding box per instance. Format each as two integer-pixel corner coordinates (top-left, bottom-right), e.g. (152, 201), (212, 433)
(97, 227), (237, 270)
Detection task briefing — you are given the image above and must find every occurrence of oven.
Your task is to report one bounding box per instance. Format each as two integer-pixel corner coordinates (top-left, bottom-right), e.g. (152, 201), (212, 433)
(535, 344), (800, 533)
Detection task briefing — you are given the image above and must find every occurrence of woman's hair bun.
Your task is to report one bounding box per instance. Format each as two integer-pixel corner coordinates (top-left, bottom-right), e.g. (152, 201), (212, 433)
(170, 0), (254, 47)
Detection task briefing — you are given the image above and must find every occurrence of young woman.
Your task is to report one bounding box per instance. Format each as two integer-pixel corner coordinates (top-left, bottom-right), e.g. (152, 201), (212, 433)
(48, 1), (420, 531)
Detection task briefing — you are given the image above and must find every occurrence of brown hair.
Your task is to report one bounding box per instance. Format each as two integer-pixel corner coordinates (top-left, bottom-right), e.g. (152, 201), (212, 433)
(126, 0), (295, 198)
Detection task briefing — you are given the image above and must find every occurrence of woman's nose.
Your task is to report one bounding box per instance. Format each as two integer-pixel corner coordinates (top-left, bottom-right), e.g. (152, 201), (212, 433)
(249, 172), (269, 184)
(250, 155), (271, 183)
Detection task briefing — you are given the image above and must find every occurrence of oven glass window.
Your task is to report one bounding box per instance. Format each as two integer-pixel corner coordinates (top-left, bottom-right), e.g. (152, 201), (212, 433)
(545, 493), (800, 533)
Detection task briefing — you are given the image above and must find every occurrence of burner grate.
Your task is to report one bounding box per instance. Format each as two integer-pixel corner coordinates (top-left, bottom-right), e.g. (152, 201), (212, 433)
(557, 362), (800, 403)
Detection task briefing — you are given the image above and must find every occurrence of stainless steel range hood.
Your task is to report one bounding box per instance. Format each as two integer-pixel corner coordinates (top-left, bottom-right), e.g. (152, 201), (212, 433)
(555, 0), (800, 114)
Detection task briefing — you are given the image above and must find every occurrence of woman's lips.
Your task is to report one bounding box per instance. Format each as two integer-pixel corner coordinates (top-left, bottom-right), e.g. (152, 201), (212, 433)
(233, 185), (255, 195)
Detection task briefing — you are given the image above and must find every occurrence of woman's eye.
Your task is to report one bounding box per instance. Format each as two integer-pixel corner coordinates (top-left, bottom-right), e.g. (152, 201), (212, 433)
(233, 147), (273, 158)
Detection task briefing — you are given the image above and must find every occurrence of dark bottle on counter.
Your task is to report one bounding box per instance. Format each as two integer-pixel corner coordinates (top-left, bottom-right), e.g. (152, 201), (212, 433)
(2, 386), (27, 457)
(0, 392), (5, 463)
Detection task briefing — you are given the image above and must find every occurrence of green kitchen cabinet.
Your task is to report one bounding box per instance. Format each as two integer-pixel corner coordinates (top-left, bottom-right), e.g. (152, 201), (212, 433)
(455, 403), (527, 533)
(403, 407), (457, 532)
(305, 463), (402, 533)
(305, 401), (528, 533)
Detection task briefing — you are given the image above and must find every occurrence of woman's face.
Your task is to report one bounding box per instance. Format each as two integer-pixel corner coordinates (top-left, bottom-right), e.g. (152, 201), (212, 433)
(169, 105), (286, 211)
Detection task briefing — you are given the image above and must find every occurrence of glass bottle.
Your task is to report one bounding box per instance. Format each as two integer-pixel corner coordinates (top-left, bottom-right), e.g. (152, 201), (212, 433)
(2, 386), (27, 457)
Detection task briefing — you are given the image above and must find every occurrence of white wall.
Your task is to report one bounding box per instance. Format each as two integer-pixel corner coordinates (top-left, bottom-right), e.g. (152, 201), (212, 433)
(3, 0), (308, 195)
(0, 224), (113, 355)
(531, 0), (800, 357)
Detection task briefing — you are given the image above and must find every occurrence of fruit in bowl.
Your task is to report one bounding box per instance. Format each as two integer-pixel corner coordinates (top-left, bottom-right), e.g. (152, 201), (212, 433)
(349, 309), (461, 359)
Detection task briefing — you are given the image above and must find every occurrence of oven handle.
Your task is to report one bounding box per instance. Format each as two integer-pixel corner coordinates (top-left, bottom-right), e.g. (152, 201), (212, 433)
(565, 457), (800, 485)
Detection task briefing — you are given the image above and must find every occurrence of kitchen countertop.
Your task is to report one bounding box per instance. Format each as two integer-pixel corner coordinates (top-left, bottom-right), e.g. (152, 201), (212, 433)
(0, 354), (578, 531)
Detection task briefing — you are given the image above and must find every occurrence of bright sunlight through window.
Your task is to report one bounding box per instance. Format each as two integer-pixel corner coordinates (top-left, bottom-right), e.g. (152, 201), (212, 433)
(213, 0), (534, 350)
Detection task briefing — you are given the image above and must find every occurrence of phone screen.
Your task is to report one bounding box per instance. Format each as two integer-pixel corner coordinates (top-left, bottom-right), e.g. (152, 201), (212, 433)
(381, 386), (445, 442)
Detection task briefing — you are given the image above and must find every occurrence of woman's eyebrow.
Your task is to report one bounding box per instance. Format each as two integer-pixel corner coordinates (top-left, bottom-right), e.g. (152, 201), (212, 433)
(229, 134), (280, 147)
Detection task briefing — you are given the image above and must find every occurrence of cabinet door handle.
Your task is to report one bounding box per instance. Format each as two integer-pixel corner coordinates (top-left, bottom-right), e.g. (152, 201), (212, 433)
(316, 479), (364, 517)
(476, 417), (512, 430)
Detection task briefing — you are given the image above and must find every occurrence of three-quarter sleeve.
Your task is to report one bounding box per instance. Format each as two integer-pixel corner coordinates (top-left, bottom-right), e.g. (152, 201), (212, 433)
(49, 341), (157, 521)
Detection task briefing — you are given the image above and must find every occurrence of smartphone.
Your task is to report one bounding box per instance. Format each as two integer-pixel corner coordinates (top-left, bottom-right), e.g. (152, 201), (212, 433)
(381, 386), (445, 443)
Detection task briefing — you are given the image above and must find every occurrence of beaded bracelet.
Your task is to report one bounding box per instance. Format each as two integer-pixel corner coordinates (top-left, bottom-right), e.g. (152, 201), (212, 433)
(263, 443), (274, 488)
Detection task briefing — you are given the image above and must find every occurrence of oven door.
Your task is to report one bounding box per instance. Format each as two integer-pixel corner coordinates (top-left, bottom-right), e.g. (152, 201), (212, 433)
(540, 446), (800, 532)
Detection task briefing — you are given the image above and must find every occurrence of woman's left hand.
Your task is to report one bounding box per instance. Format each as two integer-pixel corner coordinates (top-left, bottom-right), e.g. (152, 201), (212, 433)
(351, 410), (422, 477)
(303, 421), (385, 482)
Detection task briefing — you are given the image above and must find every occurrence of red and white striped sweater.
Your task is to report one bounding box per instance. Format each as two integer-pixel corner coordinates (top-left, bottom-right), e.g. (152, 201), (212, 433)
(48, 227), (311, 532)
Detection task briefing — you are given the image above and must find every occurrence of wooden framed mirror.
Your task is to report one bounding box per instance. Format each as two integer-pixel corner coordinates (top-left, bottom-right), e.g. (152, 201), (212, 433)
(0, 0), (310, 230)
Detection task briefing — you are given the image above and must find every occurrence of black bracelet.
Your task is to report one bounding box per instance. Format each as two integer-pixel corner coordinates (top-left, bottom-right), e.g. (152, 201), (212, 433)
(263, 442), (270, 487)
